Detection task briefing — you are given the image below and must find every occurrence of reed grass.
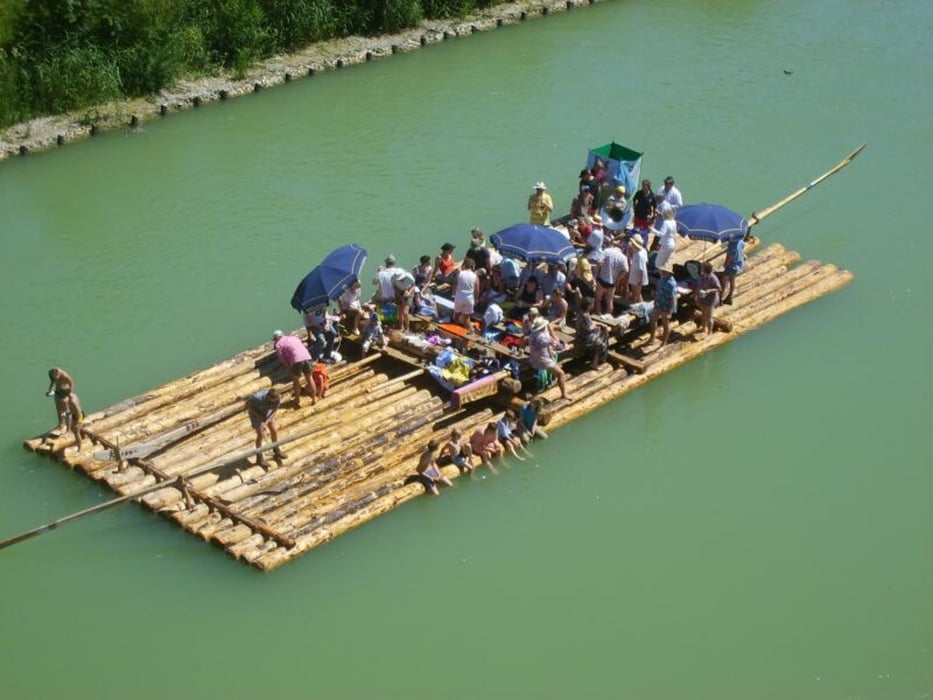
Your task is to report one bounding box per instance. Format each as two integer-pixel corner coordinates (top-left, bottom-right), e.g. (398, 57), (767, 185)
(0, 0), (504, 129)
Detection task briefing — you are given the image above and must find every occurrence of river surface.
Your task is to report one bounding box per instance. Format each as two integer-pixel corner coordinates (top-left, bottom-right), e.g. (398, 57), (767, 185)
(1, 1), (931, 698)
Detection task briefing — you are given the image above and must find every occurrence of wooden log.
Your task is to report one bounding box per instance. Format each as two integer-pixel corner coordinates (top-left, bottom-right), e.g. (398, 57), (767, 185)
(640, 262), (822, 349)
(546, 265), (853, 430)
(211, 389), (442, 511)
(366, 368), (425, 392)
(274, 408), (496, 540)
(83, 344), (276, 432)
(144, 379), (412, 479)
(217, 387), (443, 507)
(620, 250), (807, 348)
(1, 422), (329, 551)
(276, 415), (491, 540)
(245, 398), (449, 528)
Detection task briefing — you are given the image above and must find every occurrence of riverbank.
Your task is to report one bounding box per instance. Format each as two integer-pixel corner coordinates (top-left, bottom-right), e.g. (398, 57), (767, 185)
(0, 0), (604, 163)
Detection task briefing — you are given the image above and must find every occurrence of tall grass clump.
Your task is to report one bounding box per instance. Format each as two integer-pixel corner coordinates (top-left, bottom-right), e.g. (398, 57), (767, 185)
(0, 0), (511, 129)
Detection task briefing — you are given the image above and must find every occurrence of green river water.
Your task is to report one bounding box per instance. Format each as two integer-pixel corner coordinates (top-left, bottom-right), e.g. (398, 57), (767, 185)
(1, 1), (931, 698)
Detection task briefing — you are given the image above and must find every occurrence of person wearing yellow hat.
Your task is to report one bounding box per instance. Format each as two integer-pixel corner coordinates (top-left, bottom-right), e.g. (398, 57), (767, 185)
(605, 183), (628, 223)
(571, 256), (595, 291)
(528, 182), (554, 225)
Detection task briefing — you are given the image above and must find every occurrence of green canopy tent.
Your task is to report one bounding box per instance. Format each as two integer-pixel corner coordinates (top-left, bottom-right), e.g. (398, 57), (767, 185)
(587, 141), (644, 204)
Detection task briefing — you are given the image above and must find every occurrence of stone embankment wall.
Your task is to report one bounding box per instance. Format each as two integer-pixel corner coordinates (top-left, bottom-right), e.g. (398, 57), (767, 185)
(0, 0), (606, 163)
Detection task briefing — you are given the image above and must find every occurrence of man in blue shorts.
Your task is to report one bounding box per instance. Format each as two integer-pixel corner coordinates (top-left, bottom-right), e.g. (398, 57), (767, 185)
(245, 388), (286, 466)
(649, 263), (678, 347)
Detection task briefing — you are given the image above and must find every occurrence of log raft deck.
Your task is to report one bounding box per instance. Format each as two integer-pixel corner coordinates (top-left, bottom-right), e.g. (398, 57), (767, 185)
(23, 238), (852, 571)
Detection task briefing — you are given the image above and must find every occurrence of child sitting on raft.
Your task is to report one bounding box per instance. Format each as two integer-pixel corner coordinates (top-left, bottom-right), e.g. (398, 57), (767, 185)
(416, 439), (453, 496)
(439, 428), (474, 473)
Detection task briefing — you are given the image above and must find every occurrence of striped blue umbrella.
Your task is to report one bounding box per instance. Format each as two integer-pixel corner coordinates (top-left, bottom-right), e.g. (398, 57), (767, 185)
(490, 223), (576, 264)
(290, 243), (368, 311)
(675, 203), (748, 243)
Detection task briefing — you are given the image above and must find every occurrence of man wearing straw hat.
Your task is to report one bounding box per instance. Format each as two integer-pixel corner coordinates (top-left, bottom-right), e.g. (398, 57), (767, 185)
(527, 182), (554, 225)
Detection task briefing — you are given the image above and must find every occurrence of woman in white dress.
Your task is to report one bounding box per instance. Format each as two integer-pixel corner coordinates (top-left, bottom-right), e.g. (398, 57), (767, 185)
(453, 258), (479, 328)
(652, 206), (679, 270)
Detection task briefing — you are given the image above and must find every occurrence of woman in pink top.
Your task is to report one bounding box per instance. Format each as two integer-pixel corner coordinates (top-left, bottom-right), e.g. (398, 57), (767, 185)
(273, 331), (316, 406)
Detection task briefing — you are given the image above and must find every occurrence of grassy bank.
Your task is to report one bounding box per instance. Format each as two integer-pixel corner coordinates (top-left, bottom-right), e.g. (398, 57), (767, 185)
(0, 0), (502, 129)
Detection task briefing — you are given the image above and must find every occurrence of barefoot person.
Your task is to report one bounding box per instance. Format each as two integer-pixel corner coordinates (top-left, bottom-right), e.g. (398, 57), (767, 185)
(696, 261), (722, 337)
(470, 422), (503, 472)
(440, 428), (474, 473)
(719, 236), (746, 305)
(46, 367), (84, 449)
(517, 397), (550, 441)
(648, 264), (678, 347)
(245, 388), (286, 466)
(497, 410), (532, 459)
(527, 316), (572, 400)
(416, 439), (453, 495)
(273, 330), (317, 407)
(453, 258), (479, 329)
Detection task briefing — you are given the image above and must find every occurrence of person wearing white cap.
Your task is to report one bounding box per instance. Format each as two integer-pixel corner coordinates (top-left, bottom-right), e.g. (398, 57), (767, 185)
(303, 304), (340, 362)
(273, 330), (316, 407)
(527, 181), (554, 225)
(391, 267), (416, 333)
(594, 242), (628, 316)
(526, 316), (572, 400)
(373, 255), (401, 303)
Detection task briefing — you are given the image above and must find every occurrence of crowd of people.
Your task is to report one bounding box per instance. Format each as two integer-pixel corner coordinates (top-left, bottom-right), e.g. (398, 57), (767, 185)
(45, 160), (747, 495)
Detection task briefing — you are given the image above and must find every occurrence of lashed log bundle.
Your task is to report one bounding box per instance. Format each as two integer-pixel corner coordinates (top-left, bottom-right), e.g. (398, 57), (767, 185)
(22, 241), (852, 571)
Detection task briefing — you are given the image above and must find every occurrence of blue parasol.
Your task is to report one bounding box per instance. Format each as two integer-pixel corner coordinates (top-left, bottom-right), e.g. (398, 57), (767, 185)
(675, 203), (748, 243)
(490, 223), (576, 264)
(290, 243), (368, 311)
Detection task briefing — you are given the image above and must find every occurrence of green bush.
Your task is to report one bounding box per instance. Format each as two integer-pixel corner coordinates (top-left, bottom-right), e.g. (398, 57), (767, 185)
(0, 50), (25, 125)
(31, 44), (122, 114)
(259, 0), (340, 50)
(186, 0), (269, 68)
(0, 0), (510, 129)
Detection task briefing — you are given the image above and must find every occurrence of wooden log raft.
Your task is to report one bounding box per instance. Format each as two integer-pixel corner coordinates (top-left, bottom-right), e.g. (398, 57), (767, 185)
(16, 240), (853, 571)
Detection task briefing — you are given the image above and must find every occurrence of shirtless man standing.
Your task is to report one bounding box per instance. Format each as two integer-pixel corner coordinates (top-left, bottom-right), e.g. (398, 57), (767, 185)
(46, 367), (84, 449)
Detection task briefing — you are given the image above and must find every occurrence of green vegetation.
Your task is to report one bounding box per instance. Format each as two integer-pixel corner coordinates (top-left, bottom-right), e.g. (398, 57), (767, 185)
(0, 0), (500, 128)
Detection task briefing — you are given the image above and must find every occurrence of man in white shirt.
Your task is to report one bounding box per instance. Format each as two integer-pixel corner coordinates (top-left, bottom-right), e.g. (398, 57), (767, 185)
(657, 176), (683, 211)
(373, 254), (400, 303)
